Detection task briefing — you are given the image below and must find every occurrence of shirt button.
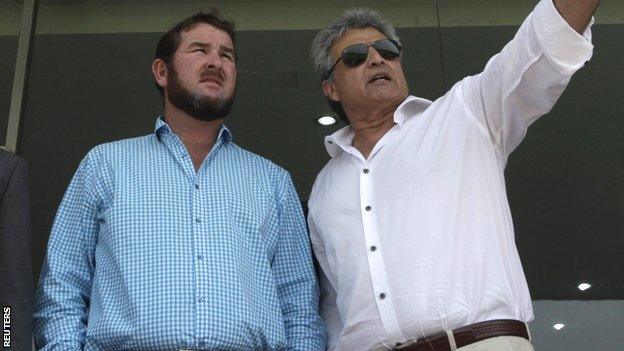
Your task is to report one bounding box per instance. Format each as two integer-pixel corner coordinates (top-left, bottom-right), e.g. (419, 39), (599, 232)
(365, 205), (372, 211)
(194, 184), (200, 190)
(363, 168), (370, 174)
(195, 218), (201, 223)
(197, 254), (204, 260)
(370, 245), (377, 252)
(379, 293), (386, 299)
(198, 297), (204, 303)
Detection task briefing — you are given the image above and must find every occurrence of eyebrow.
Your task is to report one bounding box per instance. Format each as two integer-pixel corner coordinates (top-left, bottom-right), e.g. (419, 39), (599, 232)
(188, 41), (209, 50)
(188, 41), (236, 58)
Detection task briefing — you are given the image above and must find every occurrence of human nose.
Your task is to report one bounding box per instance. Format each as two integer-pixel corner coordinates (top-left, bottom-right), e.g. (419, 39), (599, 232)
(366, 45), (385, 66)
(204, 51), (224, 70)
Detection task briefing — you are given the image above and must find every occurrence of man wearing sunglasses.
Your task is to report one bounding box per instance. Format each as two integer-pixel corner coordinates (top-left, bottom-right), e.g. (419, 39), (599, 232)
(308, 1), (598, 350)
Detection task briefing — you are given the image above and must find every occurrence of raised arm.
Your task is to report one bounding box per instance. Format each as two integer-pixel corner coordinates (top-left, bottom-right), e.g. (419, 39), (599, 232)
(554, 0), (600, 33)
(460, 0), (596, 156)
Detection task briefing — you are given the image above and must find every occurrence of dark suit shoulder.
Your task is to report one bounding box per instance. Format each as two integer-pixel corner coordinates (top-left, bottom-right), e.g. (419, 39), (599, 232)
(0, 148), (22, 169)
(0, 150), (28, 199)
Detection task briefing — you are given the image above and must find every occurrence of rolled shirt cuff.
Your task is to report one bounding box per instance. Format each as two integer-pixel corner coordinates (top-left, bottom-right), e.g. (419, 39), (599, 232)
(532, 0), (594, 75)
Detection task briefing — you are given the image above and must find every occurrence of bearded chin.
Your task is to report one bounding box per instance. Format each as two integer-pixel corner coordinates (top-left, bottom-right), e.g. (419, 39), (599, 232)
(166, 71), (235, 122)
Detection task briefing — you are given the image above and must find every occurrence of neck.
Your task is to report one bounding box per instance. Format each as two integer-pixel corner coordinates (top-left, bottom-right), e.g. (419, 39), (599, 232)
(164, 102), (224, 170)
(347, 100), (402, 159)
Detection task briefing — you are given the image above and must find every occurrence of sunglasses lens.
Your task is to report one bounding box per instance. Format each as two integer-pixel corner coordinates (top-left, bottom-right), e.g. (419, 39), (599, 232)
(341, 44), (368, 67)
(373, 39), (401, 60)
(331, 39), (401, 78)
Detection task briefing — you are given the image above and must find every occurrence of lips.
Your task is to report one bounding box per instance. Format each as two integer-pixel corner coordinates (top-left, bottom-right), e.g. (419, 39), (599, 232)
(368, 72), (391, 83)
(199, 73), (224, 86)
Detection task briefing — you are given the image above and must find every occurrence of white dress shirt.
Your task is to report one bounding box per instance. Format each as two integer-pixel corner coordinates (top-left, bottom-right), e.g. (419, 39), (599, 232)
(307, 1), (594, 350)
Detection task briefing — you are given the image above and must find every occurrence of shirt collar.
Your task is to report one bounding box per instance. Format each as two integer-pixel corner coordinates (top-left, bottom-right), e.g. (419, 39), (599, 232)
(154, 116), (233, 144)
(324, 95), (432, 157)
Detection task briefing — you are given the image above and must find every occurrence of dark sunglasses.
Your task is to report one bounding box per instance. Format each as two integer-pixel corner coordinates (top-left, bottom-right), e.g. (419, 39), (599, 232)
(326, 38), (402, 79)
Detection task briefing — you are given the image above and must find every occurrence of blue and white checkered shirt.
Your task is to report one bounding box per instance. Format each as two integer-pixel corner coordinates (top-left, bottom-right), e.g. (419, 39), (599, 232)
(34, 118), (326, 351)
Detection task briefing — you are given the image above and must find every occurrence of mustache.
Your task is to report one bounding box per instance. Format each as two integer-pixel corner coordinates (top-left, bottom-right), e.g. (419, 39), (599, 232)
(199, 69), (224, 84)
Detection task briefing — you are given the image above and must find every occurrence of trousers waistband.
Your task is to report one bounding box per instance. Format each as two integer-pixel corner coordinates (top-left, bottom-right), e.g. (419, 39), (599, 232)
(394, 319), (530, 351)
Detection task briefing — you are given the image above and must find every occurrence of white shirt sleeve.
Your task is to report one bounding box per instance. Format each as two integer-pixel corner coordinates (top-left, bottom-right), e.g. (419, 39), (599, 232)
(460, 0), (594, 156)
(318, 269), (342, 351)
(308, 212), (342, 350)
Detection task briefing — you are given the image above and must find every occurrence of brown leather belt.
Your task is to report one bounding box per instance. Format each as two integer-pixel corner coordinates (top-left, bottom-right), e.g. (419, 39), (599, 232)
(394, 319), (530, 351)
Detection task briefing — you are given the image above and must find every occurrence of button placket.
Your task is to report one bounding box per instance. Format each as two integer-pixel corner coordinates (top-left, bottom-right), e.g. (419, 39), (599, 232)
(359, 160), (406, 344)
(191, 174), (207, 320)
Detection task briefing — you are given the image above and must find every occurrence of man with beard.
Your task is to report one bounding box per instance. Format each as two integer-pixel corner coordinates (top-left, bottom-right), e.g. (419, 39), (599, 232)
(308, 0), (598, 350)
(33, 10), (325, 351)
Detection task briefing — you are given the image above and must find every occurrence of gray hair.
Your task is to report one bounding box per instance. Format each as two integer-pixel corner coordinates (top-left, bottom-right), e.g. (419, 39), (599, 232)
(310, 8), (401, 81)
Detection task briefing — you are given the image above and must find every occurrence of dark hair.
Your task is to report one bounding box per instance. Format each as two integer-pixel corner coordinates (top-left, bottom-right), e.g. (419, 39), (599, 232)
(154, 8), (236, 95)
